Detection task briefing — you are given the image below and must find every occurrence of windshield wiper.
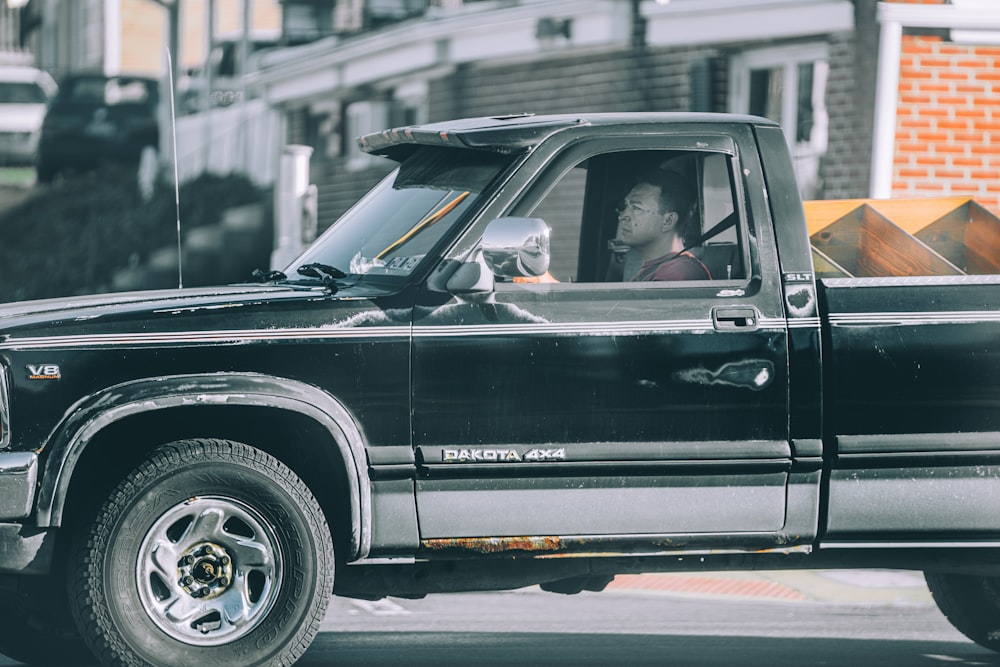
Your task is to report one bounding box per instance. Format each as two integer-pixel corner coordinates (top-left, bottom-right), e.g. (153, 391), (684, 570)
(296, 263), (348, 292)
(251, 268), (287, 283)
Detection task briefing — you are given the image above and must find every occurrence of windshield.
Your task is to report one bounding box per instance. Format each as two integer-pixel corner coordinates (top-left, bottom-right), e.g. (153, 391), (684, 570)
(0, 82), (48, 104)
(290, 146), (516, 280)
(58, 76), (157, 106)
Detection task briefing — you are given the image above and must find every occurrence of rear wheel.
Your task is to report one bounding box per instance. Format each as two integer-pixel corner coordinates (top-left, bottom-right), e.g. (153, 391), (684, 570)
(34, 160), (56, 184)
(70, 439), (334, 666)
(924, 571), (1000, 651)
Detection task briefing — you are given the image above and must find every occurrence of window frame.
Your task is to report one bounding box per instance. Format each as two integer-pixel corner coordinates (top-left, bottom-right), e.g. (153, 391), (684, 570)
(500, 134), (756, 292)
(728, 42), (828, 145)
(728, 43), (830, 199)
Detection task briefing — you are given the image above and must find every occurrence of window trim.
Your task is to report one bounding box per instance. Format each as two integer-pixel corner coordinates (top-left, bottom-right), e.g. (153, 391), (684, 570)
(503, 136), (754, 291)
(728, 42), (829, 150)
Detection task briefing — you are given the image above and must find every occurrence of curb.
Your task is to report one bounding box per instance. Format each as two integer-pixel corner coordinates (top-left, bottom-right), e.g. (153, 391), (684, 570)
(606, 570), (934, 606)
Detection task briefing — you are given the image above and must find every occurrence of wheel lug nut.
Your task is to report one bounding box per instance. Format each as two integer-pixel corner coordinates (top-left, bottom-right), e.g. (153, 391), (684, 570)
(203, 546), (213, 556)
(220, 556), (230, 565)
(219, 577), (229, 586)
(182, 576), (194, 586)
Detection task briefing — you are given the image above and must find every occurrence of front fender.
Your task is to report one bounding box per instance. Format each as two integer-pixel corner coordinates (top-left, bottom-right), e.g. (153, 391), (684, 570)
(35, 372), (372, 558)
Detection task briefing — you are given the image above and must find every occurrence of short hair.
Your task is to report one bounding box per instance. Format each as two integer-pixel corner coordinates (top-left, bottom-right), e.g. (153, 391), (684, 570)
(635, 168), (700, 246)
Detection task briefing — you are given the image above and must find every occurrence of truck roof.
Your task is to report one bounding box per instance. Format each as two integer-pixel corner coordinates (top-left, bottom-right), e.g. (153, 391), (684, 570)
(358, 112), (779, 159)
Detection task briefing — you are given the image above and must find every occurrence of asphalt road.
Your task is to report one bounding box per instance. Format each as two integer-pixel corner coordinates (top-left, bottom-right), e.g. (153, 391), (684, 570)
(3, 570), (997, 667)
(302, 572), (995, 667)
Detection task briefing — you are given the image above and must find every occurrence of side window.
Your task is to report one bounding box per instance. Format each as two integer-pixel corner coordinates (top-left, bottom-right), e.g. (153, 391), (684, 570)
(528, 165), (586, 282)
(517, 149), (746, 285)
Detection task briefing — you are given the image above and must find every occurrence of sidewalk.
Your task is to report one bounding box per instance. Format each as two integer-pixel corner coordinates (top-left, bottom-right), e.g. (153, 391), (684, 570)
(607, 570), (933, 606)
(0, 168), (35, 211)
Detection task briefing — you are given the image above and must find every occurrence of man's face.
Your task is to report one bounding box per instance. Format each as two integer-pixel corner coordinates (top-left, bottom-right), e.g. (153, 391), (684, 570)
(617, 183), (667, 248)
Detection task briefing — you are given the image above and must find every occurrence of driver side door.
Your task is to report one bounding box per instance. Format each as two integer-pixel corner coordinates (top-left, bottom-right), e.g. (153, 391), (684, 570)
(411, 131), (792, 550)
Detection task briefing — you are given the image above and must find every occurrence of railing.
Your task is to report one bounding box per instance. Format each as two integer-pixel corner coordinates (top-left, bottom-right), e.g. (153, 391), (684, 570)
(0, 3), (31, 65)
(171, 99), (280, 187)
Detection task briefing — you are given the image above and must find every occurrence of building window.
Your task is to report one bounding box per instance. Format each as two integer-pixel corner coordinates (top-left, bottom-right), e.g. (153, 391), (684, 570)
(729, 44), (829, 200)
(283, 1), (334, 43)
(343, 85), (427, 170)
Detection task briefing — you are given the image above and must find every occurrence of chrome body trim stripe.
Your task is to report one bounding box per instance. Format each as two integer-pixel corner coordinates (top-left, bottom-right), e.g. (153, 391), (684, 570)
(820, 541), (1000, 549)
(828, 311), (1000, 326)
(0, 318), (791, 350)
(0, 326), (411, 350)
(823, 275), (1000, 287)
(786, 317), (820, 329)
(414, 319), (787, 337)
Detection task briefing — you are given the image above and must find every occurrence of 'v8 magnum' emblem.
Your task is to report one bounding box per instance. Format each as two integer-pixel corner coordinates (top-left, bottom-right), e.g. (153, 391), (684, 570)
(26, 364), (61, 380)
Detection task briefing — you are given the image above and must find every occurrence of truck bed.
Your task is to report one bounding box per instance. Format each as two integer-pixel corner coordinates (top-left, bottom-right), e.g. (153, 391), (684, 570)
(805, 196), (1000, 278)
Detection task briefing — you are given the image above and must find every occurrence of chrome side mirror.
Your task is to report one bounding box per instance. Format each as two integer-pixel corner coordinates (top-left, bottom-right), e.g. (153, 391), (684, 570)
(445, 217), (552, 294)
(480, 217), (551, 279)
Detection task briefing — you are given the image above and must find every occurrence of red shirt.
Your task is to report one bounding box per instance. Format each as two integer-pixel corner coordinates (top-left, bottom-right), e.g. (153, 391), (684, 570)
(631, 251), (711, 281)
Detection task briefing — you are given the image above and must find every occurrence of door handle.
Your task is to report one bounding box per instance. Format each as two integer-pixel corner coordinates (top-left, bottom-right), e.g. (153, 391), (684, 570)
(712, 307), (759, 331)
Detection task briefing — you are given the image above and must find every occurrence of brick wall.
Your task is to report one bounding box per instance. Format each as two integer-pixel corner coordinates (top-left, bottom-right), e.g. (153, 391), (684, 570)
(822, 1), (879, 200)
(894, 34), (1000, 211)
(431, 48), (657, 120)
(120, 0), (164, 75)
(313, 33), (865, 229)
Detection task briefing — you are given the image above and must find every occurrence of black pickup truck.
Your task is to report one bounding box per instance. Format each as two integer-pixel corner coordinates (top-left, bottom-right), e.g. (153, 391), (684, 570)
(1, 113), (999, 666)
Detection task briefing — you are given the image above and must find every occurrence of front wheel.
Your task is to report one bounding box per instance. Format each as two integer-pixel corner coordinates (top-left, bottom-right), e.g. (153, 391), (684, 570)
(70, 439), (334, 666)
(924, 571), (1000, 652)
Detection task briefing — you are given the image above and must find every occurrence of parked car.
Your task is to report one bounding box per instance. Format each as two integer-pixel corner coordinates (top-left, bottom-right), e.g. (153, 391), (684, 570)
(177, 30), (280, 114)
(36, 73), (159, 183)
(0, 65), (57, 167)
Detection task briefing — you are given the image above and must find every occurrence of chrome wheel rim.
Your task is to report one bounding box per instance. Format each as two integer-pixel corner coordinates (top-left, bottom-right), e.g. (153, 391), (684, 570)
(136, 496), (282, 646)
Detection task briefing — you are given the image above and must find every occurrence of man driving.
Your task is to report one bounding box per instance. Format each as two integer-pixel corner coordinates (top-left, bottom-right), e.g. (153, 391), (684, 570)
(616, 169), (711, 281)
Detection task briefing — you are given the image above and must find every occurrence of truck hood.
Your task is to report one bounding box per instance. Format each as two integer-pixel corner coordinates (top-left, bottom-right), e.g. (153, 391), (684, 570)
(0, 282), (400, 338)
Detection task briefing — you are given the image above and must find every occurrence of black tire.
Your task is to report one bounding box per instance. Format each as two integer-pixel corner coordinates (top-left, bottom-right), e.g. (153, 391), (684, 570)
(0, 579), (93, 665)
(924, 571), (1000, 652)
(70, 439), (334, 666)
(34, 160), (56, 184)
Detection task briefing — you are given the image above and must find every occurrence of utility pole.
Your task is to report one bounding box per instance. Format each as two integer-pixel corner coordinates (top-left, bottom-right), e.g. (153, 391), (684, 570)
(629, 0), (653, 112)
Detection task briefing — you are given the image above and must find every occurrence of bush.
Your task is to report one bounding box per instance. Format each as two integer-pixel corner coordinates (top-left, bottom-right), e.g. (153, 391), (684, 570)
(0, 168), (267, 303)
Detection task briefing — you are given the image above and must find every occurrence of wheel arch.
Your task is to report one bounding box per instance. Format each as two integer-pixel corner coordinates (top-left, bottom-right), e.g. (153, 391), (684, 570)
(37, 372), (372, 559)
